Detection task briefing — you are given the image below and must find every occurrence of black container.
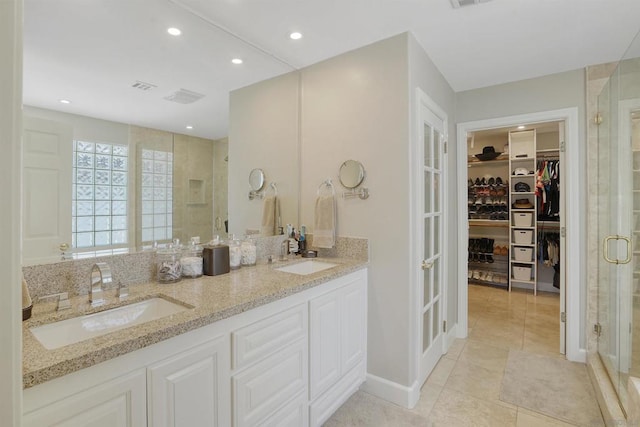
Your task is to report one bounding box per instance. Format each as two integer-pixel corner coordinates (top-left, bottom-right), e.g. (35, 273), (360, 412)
(203, 245), (230, 276)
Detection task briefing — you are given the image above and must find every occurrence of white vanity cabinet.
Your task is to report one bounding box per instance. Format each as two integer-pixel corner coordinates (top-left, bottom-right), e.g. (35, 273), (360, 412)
(23, 268), (368, 427)
(309, 272), (367, 426)
(147, 335), (231, 427)
(22, 369), (147, 427)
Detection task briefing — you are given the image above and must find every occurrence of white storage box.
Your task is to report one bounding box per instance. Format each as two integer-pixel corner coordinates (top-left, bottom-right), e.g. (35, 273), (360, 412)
(512, 265), (532, 281)
(513, 246), (533, 262)
(513, 212), (533, 227)
(513, 229), (533, 244)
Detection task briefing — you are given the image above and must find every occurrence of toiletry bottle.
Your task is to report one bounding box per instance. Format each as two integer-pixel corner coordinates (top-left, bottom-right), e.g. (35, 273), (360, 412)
(289, 228), (299, 255)
(299, 225), (307, 254)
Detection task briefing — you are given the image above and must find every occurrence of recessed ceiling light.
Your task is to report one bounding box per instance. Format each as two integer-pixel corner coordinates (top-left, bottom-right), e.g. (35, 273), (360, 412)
(289, 32), (303, 40)
(517, 125), (526, 129)
(186, 125), (193, 130)
(59, 99), (71, 104)
(167, 27), (182, 36)
(231, 58), (243, 65)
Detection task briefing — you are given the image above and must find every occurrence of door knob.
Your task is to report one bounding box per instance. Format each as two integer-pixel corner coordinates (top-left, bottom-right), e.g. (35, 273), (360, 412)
(422, 260), (434, 270)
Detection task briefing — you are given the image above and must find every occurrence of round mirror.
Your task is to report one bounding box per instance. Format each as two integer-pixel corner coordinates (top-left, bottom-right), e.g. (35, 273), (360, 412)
(339, 160), (365, 189)
(248, 168), (265, 191)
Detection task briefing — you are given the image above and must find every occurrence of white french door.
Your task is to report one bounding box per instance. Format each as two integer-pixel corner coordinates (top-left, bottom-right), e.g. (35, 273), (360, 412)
(417, 94), (447, 386)
(22, 116), (72, 263)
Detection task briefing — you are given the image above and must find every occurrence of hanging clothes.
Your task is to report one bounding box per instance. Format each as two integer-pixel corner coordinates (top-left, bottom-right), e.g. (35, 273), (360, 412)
(536, 159), (560, 221)
(538, 230), (561, 289)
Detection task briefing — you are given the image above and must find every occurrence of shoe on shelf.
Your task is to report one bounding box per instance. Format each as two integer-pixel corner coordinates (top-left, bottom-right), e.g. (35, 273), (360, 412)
(486, 239), (494, 263)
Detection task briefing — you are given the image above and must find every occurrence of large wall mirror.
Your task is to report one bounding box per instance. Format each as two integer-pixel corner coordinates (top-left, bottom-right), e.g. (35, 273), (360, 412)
(22, 0), (300, 264)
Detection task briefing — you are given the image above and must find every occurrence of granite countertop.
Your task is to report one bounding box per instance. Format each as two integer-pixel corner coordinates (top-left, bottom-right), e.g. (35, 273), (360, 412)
(23, 257), (367, 389)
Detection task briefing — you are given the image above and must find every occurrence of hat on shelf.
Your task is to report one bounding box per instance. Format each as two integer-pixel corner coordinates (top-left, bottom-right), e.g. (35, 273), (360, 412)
(513, 167), (528, 176)
(514, 182), (531, 192)
(475, 146), (502, 161)
(512, 198), (534, 209)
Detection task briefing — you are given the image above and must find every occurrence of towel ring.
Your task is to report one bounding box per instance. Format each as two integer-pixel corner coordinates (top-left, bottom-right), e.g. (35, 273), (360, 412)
(317, 179), (335, 196)
(267, 182), (278, 197)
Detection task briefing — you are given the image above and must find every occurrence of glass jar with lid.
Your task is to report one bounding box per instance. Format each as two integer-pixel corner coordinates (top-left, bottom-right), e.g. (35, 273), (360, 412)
(228, 234), (242, 270)
(181, 237), (203, 278)
(157, 243), (182, 283)
(241, 236), (257, 267)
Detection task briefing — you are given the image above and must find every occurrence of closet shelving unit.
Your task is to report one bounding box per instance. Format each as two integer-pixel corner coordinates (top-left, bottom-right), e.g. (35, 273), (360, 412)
(468, 154), (510, 287)
(509, 130), (538, 294)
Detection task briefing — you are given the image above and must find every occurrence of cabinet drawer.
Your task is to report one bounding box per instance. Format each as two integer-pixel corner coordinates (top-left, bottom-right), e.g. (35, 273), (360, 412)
(257, 391), (308, 427)
(233, 338), (307, 427)
(232, 303), (307, 370)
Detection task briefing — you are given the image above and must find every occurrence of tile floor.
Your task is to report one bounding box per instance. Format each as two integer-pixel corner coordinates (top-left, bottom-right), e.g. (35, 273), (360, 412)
(325, 284), (604, 427)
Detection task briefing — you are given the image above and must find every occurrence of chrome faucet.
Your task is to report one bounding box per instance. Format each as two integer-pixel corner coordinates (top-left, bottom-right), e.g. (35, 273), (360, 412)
(90, 262), (112, 306)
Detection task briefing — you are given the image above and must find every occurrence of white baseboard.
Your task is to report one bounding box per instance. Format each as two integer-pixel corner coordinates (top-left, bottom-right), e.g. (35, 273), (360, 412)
(445, 324), (458, 350)
(568, 347), (587, 363)
(361, 326), (461, 410)
(360, 373), (420, 409)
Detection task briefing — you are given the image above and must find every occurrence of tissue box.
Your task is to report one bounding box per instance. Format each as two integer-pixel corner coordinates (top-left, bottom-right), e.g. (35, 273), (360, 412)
(513, 229), (533, 244)
(513, 246), (533, 262)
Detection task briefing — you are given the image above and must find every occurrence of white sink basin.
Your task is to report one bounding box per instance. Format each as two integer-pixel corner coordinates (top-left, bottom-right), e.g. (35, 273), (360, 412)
(30, 297), (190, 350)
(275, 260), (337, 275)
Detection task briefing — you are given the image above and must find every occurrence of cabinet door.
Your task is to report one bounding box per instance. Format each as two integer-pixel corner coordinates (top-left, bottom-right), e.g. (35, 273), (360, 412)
(23, 369), (146, 427)
(309, 290), (341, 400)
(233, 339), (307, 427)
(341, 281), (366, 374)
(148, 335), (231, 427)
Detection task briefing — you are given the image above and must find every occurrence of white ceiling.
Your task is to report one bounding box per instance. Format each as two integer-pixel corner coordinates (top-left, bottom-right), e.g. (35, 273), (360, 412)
(23, 0), (640, 140)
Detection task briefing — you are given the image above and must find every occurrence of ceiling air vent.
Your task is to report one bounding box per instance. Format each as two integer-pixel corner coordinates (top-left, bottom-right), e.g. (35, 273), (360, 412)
(164, 89), (205, 104)
(131, 81), (157, 91)
(450, 0), (492, 8)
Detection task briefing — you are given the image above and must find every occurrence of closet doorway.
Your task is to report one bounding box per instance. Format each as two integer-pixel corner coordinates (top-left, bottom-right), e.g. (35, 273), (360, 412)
(456, 108), (583, 362)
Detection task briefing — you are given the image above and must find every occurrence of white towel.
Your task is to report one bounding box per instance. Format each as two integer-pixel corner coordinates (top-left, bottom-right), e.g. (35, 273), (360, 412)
(22, 275), (32, 309)
(314, 194), (336, 248)
(261, 195), (280, 236)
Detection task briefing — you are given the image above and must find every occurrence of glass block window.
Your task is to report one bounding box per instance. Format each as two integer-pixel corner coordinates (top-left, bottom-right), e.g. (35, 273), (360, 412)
(140, 149), (173, 244)
(72, 141), (129, 249)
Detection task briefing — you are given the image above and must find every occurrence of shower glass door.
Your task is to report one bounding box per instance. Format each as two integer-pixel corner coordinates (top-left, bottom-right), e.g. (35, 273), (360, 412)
(596, 51), (640, 413)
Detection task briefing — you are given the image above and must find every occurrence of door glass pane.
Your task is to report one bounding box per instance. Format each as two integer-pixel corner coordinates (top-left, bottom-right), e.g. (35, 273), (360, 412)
(432, 300), (440, 341)
(434, 215), (440, 255)
(424, 171), (432, 213)
(434, 173), (440, 213)
(424, 123), (432, 168)
(433, 258), (440, 298)
(423, 309), (431, 352)
(434, 129), (441, 170)
(424, 217), (432, 260)
(424, 269), (431, 307)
